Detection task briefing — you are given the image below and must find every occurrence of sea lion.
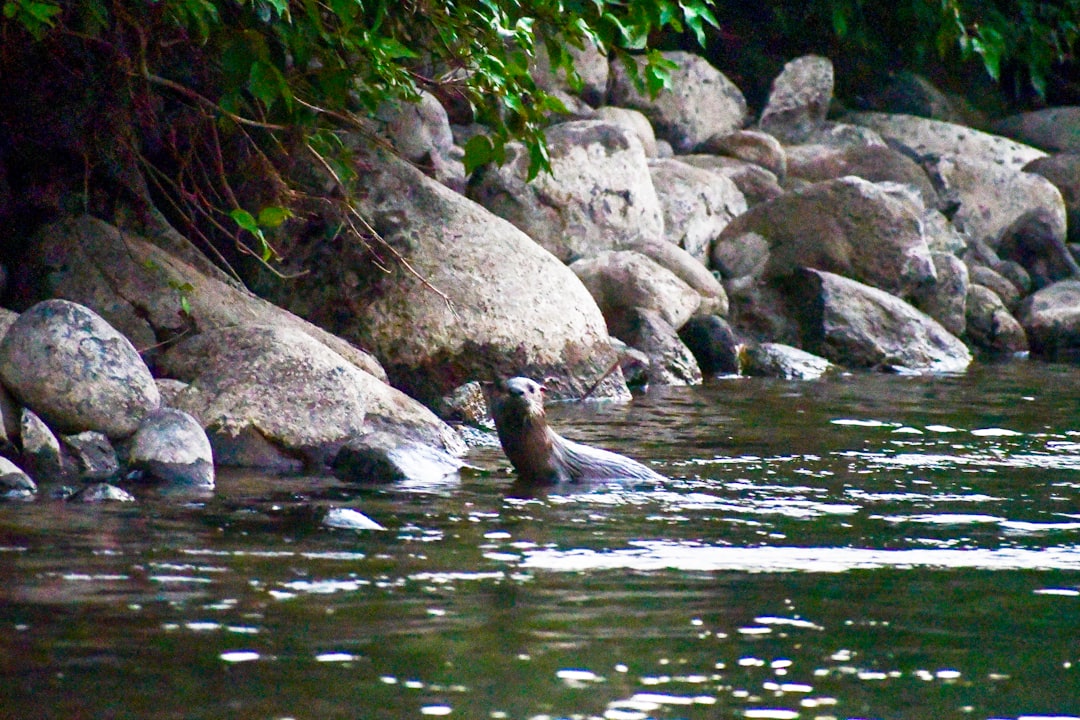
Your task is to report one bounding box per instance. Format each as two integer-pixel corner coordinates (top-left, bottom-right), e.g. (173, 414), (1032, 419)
(484, 376), (665, 486)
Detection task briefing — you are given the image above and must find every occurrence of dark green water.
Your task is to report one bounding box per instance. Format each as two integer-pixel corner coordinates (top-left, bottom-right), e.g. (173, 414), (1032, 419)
(3, 362), (1080, 720)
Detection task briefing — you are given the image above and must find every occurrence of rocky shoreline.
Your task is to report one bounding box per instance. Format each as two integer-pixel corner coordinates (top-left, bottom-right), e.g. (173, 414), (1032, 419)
(2, 50), (1080, 501)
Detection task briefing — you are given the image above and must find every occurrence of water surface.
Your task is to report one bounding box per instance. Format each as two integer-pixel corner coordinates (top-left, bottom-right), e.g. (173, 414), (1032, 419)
(2, 362), (1080, 719)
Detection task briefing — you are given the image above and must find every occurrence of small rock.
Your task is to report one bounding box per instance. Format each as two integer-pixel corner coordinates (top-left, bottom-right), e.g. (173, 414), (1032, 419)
(965, 284), (1029, 356)
(127, 408), (215, 487)
(619, 308), (702, 386)
(1017, 279), (1080, 360)
(61, 431), (119, 482)
(912, 253), (969, 338)
(740, 343), (834, 380)
(322, 507), (385, 531)
(678, 315), (742, 375)
(697, 129), (787, 179)
(69, 482), (135, 503)
(0, 456), (36, 498)
(20, 408), (68, 482)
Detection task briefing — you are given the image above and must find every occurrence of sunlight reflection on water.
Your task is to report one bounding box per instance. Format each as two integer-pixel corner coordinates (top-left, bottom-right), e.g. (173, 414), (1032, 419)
(519, 542), (1080, 573)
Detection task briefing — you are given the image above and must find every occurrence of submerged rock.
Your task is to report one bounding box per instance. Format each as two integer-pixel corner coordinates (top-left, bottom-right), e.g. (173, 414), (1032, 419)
(741, 342), (834, 380)
(322, 507), (386, 531)
(127, 408), (215, 487)
(332, 430), (464, 485)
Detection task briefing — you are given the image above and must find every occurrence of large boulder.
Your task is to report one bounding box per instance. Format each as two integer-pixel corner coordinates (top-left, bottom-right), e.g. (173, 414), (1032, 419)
(618, 308), (702, 386)
(784, 269), (972, 373)
(648, 158), (747, 264)
(849, 112), (1047, 171)
(923, 155), (1067, 249)
(271, 146), (628, 404)
(16, 215), (384, 380)
(712, 176), (934, 297)
(608, 51), (747, 153)
(531, 36), (609, 107)
(1017, 280), (1080, 360)
(622, 237), (729, 317)
(758, 55), (834, 144)
(467, 120), (664, 262)
(0, 299), (160, 439)
(158, 325), (464, 469)
(991, 107), (1080, 153)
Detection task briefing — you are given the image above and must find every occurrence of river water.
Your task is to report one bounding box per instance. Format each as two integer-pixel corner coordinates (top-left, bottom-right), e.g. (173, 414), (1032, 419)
(2, 361), (1080, 719)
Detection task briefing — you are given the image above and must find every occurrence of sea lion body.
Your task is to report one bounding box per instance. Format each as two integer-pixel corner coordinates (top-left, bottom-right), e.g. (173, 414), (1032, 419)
(485, 377), (665, 486)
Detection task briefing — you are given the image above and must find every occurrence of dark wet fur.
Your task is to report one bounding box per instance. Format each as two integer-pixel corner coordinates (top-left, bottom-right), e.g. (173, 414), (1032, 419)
(484, 377), (665, 487)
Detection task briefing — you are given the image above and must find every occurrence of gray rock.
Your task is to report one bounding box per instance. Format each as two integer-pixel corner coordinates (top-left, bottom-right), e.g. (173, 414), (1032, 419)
(1017, 280), (1080, 360)
(20, 215), (386, 381)
(532, 36), (609, 107)
(435, 381), (489, 426)
(712, 231), (770, 282)
(61, 431), (119, 482)
(0, 307), (17, 340)
(322, 146), (628, 404)
(786, 268), (972, 373)
(570, 250), (701, 334)
(648, 158), (747, 265)
(996, 207), (1080, 289)
(696, 129), (786, 179)
(468, 120), (663, 262)
(595, 106), (658, 157)
(375, 91), (465, 192)
(0, 299), (160, 439)
(155, 378), (190, 408)
(1023, 154), (1080, 243)
(678, 155), (786, 207)
(332, 430), (464, 484)
(759, 55), (834, 144)
(70, 482), (135, 503)
(923, 209), (968, 255)
(128, 408), (214, 487)
(785, 144), (937, 206)
(678, 314), (741, 376)
(0, 383), (19, 453)
(608, 51), (748, 153)
(322, 507), (386, 531)
(159, 324), (464, 469)
(849, 112), (1047, 172)
(912, 252), (969, 338)
(923, 154), (1067, 249)
(992, 107), (1080, 153)
(618, 308), (702, 386)
(0, 456), (35, 498)
(20, 408), (68, 482)
(712, 176), (934, 297)
(967, 264), (1021, 311)
(965, 284), (1029, 356)
(621, 237), (729, 317)
(740, 342), (834, 380)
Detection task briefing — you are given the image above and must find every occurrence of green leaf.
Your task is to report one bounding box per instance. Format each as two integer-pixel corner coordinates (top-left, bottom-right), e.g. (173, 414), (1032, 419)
(230, 208), (260, 233)
(257, 205), (292, 228)
(463, 134), (496, 175)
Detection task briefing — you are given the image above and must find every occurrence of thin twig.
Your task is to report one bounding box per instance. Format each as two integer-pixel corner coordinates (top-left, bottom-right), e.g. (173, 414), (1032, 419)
(580, 357), (624, 401)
